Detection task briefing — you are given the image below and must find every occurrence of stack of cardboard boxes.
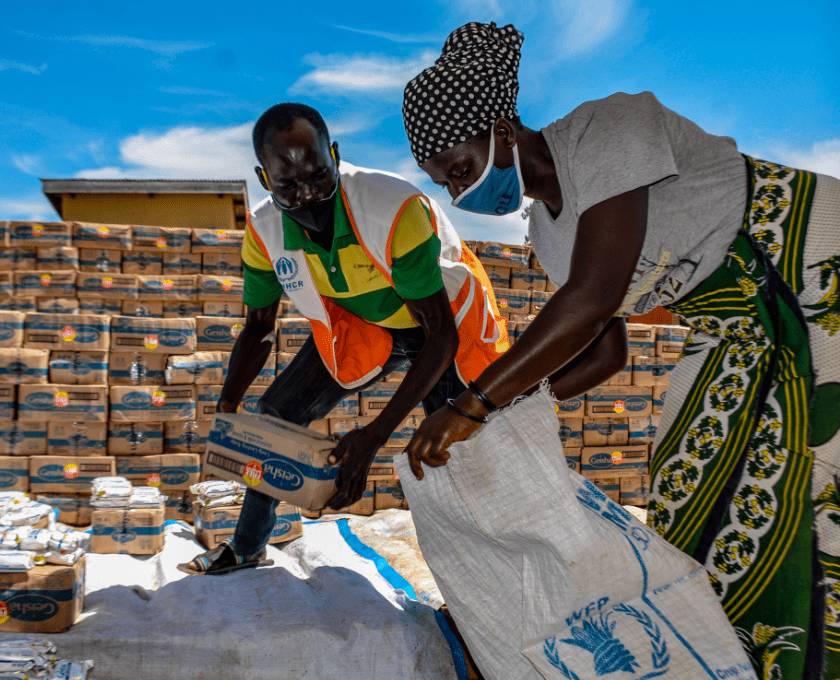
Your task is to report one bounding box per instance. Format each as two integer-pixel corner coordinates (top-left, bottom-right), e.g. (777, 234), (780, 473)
(0, 220), (687, 517)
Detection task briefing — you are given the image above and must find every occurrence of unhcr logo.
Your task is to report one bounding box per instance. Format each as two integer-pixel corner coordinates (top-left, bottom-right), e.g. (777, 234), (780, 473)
(275, 257), (299, 281)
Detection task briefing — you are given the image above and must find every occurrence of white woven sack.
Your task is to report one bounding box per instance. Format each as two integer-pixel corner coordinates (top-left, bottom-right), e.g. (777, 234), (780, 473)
(398, 388), (757, 680)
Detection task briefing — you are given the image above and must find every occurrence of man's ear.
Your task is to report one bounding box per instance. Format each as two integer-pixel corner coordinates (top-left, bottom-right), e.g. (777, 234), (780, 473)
(494, 118), (518, 150)
(255, 165), (270, 191)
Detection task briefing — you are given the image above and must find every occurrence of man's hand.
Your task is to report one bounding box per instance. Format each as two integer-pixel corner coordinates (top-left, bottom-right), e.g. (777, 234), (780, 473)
(327, 425), (389, 510)
(216, 399), (238, 414)
(404, 404), (481, 480)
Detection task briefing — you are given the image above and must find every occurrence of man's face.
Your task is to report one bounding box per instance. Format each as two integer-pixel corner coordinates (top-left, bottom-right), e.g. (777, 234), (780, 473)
(258, 119), (338, 208)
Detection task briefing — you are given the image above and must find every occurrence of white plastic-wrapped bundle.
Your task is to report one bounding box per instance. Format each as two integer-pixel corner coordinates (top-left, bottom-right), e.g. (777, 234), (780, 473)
(90, 476), (132, 508)
(0, 637), (92, 679)
(190, 479), (245, 508)
(398, 388), (757, 680)
(129, 486), (164, 509)
(0, 500), (53, 527)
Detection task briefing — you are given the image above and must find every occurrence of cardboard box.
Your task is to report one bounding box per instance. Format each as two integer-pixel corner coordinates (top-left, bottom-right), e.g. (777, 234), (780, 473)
(204, 412), (339, 511)
(632, 356), (676, 387)
(165, 491), (195, 523)
(0, 272), (11, 299)
(620, 475), (650, 506)
(8, 221), (72, 248)
(275, 352), (296, 373)
(24, 313), (110, 351)
(652, 384), (667, 415)
(484, 265), (511, 289)
(586, 386), (652, 419)
(582, 417), (630, 446)
(277, 318), (310, 354)
(0, 298), (35, 313)
(196, 316), (245, 351)
(581, 445), (649, 479)
(369, 449), (398, 480)
(121, 252), (163, 275)
(197, 275), (244, 301)
(0, 385), (13, 421)
(0, 348), (49, 383)
(195, 384), (222, 421)
(0, 559), (85, 633)
(0, 248), (36, 272)
(656, 325), (690, 357)
(323, 482), (375, 516)
(17, 385), (107, 422)
(564, 447), (581, 473)
(46, 422), (107, 456)
(75, 272), (136, 300)
(628, 416), (659, 445)
(115, 455), (161, 484)
(78, 248), (121, 273)
(359, 382), (423, 417)
(164, 420), (210, 453)
(493, 287), (531, 316)
(476, 241), (530, 269)
(511, 268), (547, 292)
(77, 298), (122, 315)
(239, 385), (266, 415)
(137, 275), (197, 301)
(29, 455), (115, 493)
(0, 456), (28, 491)
(162, 253), (202, 275)
(107, 423), (164, 455)
(109, 385), (196, 422)
(0, 311), (24, 348)
(37, 298), (79, 314)
(530, 291), (552, 315)
(160, 453), (201, 490)
(589, 476), (620, 502)
(165, 351), (228, 384)
(308, 419), (330, 436)
(131, 225), (191, 253)
(163, 301), (202, 318)
(0, 422), (46, 455)
(194, 502), (302, 549)
(109, 316), (196, 354)
(236, 352), (275, 387)
(386, 416), (422, 449)
(557, 418), (583, 448)
(14, 271), (76, 298)
(555, 395), (585, 418)
(36, 246), (78, 271)
(323, 393), (359, 419)
(191, 228), (244, 254)
(202, 253), (242, 277)
(328, 416), (374, 438)
(203, 300), (245, 317)
(604, 359), (633, 386)
(375, 481), (408, 510)
(120, 300), (164, 317)
(108, 352), (167, 385)
(626, 323), (656, 357)
(36, 494), (91, 526)
(72, 221), (131, 250)
(91, 508), (165, 555)
(48, 351), (108, 385)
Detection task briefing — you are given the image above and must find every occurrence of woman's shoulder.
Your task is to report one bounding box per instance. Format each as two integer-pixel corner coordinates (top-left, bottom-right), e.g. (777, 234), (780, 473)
(544, 91), (664, 133)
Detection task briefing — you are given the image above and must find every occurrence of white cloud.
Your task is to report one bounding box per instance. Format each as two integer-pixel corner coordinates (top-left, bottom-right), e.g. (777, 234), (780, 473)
(11, 154), (41, 174)
(772, 138), (840, 178)
(0, 59), (46, 75)
(0, 196), (56, 221)
(291, 51), (435, 95)
(17, 31), (211, 57)
(332, 25), (442, 44)
(549, 0), (630, 57)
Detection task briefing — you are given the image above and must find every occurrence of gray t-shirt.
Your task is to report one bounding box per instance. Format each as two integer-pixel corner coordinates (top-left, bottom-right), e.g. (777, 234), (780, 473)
(528, 91), (746, 315)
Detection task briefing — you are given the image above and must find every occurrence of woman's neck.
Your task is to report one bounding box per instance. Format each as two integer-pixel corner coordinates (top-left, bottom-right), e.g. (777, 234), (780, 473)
(518, 127), (563, 218)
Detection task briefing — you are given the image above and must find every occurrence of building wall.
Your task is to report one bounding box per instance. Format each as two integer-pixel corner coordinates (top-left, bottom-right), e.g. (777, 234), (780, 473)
(57, 193), (243, 229)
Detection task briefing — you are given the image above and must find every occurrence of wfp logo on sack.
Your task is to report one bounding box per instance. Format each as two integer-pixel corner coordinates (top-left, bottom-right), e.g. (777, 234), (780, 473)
(262, 458), (304, 491)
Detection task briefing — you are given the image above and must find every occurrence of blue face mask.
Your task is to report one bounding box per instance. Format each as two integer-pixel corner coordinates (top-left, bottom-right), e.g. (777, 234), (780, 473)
(452, 132), (524, 216)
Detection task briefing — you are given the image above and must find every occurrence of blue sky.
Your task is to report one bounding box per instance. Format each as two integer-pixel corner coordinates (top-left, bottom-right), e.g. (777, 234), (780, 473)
(1, 0), (838, 242)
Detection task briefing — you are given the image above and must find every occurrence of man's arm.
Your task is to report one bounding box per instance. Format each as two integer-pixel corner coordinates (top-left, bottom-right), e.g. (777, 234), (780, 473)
(217, 301), (280, 413)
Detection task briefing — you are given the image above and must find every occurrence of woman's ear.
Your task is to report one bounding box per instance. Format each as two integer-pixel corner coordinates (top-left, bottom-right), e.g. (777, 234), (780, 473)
(494, 118), (518, 150)
(255, 166), (269, 191)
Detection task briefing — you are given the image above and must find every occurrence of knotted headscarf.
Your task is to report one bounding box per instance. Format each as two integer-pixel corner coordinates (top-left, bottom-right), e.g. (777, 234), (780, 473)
(403, 22), (524, 166)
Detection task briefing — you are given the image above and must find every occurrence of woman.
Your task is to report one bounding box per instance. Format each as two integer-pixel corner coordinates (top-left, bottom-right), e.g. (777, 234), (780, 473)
(402, 21), (840, 679)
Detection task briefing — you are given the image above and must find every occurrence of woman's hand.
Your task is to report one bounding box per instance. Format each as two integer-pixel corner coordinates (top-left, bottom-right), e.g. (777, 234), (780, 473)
(405, 403), (483, 480)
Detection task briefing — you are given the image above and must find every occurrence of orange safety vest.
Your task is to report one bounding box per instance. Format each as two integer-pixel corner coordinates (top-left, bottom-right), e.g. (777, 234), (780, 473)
(247, 162), (510, 389)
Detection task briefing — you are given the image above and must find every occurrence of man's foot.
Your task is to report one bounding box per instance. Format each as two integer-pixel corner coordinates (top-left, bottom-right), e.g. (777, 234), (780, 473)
(177, 542), (274, 576)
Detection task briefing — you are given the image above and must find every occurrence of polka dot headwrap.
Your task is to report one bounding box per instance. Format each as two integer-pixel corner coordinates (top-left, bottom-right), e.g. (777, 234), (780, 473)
(402, 22), (524, 166)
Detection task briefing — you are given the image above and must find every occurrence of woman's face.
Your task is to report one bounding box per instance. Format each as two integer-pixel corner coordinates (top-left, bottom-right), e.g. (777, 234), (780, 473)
(420, 135), (492, 202)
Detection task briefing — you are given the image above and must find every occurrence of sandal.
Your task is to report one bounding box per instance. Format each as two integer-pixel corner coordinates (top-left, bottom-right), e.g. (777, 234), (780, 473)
(177, 541), (274, 576)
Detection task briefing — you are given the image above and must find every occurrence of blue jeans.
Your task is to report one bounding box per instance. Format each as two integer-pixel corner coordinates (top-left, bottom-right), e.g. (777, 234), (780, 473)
(232, 327), (465, 557)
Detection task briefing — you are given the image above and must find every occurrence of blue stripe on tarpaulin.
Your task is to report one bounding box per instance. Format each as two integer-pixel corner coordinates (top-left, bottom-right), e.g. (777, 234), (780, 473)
(335, 518), (468, 680)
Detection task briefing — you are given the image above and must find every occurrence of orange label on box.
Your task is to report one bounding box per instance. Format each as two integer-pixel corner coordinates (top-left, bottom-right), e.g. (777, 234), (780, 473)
(155, 236), (168, 249)
(231, 322), (244, 339)
(144, 334), (159, 350)
(151, 390), (166, 407)
(502, 247), (511, 258)
(613, 399), (626, 415)
(215, 229), (226, 240)
(97, 225), (110, 237)
(243, 461), (263, 487)
(611, 450), (624, 465)
(102, 275), (113, 289)
(222, 278), (233, 292)
(63, 463), (79, 479)
(147, 473), (161, 487)
(163, 278), (174, 291)
(499, 298), (508, 308)
(39, 273), (52, 287)
(0, 601), (9, 624)
(61, 325), (76, 342)
(32, 224), (44, 236)
(54, 390), (69, 408)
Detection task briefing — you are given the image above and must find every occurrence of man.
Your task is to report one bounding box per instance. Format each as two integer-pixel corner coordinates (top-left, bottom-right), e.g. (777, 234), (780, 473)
(180, 102), (509, 575)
